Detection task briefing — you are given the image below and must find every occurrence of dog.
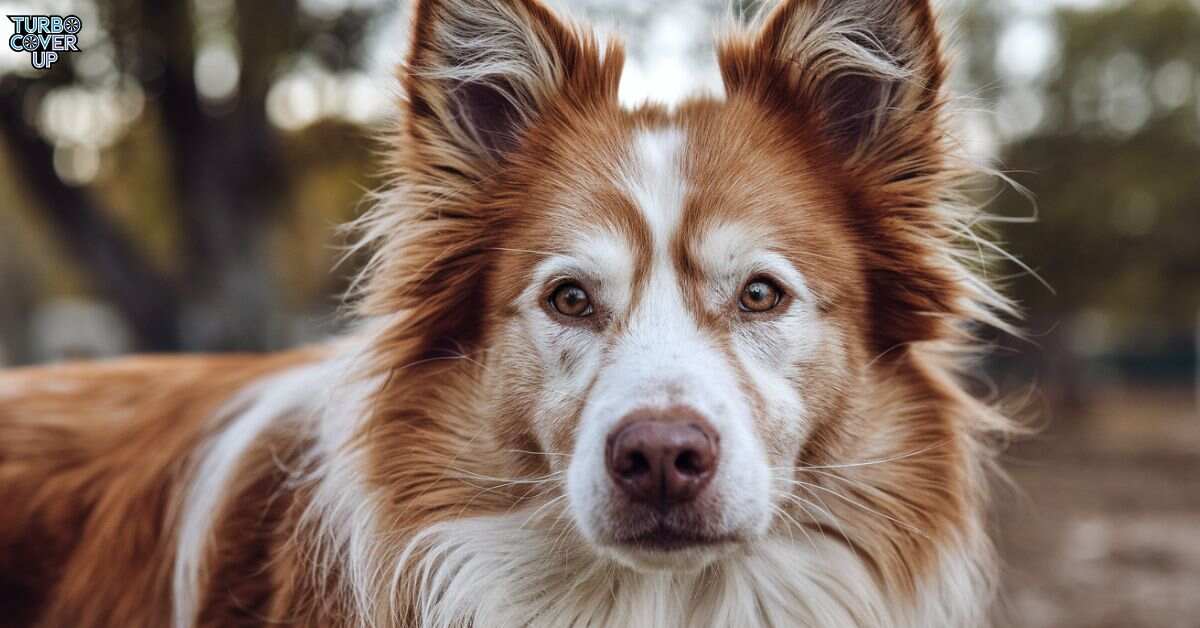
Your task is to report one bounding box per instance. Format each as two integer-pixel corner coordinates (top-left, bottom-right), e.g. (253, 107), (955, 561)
(0, 0), (1019, 625)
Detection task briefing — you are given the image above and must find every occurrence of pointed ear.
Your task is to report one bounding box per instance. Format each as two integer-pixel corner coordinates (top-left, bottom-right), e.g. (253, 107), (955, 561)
(722, 2), (985, 352)
(402, 0), (621, 179)
(719, 0), (947, 182)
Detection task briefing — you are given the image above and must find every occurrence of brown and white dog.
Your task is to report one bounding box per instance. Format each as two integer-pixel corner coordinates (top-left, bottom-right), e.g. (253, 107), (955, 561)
(0, 0), (1020, 626)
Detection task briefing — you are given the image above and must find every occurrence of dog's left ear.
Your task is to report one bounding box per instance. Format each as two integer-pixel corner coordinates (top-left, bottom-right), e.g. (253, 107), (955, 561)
(719, 0), (946, 184)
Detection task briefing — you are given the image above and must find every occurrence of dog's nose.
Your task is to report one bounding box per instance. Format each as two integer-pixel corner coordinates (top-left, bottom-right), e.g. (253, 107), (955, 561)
(606, 416), (718, 508)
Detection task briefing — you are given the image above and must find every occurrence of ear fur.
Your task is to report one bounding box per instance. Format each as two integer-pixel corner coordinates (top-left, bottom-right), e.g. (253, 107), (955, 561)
(403, 0), (622, 178)
(720, 0), (947, 182)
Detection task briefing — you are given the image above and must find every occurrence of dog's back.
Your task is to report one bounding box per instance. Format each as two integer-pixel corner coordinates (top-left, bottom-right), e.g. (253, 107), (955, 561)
(0, 352), (318, 627)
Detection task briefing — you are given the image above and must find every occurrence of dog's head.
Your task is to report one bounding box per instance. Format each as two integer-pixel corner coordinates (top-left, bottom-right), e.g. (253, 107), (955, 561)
(367, 0), (993, 574)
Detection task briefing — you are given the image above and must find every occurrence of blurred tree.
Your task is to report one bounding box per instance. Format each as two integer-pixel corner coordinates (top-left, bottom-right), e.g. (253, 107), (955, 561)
(0, 0), (390, 352)
(954, 0), (1200, 404)
(1000, 1), (1200, 337)
(0, 90), (182, 349)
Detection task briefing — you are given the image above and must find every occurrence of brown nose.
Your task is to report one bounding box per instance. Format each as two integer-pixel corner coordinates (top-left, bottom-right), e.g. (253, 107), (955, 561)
(606, 417), (718, 508)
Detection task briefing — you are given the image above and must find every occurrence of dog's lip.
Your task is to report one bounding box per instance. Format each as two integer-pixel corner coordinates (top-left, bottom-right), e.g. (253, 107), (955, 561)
(611, 525), (739, 552)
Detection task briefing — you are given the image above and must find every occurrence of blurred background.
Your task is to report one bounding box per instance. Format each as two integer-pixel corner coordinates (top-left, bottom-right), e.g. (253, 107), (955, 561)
(0, 0), (1196, 625)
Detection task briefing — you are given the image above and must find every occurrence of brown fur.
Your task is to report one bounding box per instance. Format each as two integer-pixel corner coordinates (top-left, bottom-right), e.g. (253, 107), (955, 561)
(0, 352), (320, 627)
(0, 0), (1017, 625)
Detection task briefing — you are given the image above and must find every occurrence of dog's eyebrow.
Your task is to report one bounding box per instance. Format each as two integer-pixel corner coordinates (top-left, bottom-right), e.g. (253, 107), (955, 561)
(518, 230), (638, 309)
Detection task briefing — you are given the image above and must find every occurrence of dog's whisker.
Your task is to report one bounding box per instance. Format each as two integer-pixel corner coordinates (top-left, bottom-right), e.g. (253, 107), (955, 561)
(487, 247), (558, 257)
(773, 441), (951, 472)
(769, 502), (813, 552)
(428, 351), (591, 406)
(519, 493), (569, 530)
(501, 449), (570, 458)
(775, 489), (856, 552)
(444, 468), (564, 486)
(786, 480), (930, 540)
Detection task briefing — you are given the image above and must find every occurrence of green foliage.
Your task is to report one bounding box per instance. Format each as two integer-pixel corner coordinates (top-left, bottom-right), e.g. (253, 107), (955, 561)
(983, 1), (1200, 350)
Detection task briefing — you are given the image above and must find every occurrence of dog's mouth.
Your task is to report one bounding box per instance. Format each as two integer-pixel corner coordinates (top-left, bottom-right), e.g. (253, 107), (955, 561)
(611, 524), (739, 552)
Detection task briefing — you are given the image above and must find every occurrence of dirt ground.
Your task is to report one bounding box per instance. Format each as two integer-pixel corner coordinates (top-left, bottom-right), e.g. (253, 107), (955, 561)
(993, 385), (1200, 628)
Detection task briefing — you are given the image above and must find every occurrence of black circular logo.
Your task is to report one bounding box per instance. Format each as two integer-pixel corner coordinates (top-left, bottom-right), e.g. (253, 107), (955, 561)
(63, 15), (82, 35)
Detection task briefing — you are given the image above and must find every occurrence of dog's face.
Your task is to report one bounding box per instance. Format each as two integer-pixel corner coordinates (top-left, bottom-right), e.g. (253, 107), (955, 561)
(485, 108), (866, 569)
(388, 0), (963, 573)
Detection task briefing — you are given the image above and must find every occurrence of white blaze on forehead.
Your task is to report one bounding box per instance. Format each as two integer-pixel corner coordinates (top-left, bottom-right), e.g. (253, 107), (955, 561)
(620, 127), (687, 253)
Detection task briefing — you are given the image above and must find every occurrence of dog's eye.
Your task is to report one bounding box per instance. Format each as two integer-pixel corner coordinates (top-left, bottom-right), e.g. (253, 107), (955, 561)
(550, 283), (593, 318)
(739, 279), (783, 313)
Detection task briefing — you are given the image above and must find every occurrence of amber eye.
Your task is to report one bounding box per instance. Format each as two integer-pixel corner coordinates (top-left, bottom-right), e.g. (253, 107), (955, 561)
(550, 283), (593, 318)
(739, 279), (783, 313)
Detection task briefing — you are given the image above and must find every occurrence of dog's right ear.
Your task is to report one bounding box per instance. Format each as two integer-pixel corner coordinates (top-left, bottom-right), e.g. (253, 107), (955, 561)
(402, 0), (622, 180)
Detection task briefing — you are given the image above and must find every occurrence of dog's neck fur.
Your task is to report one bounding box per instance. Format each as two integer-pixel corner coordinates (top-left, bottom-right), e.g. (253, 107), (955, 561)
(391, 510), (988, 628)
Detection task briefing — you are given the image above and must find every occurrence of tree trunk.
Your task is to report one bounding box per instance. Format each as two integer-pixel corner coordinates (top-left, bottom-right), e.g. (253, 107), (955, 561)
(0, 80), (183, 352)
(147, 0), (293, 352)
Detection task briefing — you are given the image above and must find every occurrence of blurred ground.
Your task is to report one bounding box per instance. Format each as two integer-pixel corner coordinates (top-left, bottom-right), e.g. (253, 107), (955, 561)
(996, 385), (1200, 628)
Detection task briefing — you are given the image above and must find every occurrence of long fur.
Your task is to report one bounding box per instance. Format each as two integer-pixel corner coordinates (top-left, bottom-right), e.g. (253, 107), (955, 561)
(0, 1), (1021, 627)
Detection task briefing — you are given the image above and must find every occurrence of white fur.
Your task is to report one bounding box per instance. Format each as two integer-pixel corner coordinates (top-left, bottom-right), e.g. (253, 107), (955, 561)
(517, 233), (631, 444)
(565, 260), (775, 562)
(510, 126), (829, 573)
(172, 358), (341, 627)
(171, 328), (387, 628)
(398, 507), (907, 628)
(620, 128), (687, 254)
(297, 326), (399, 627)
